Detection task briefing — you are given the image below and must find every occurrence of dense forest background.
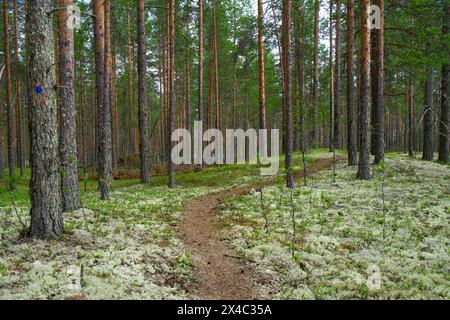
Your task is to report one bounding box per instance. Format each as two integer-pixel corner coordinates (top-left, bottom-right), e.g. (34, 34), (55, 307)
(0, 0), (448, 238)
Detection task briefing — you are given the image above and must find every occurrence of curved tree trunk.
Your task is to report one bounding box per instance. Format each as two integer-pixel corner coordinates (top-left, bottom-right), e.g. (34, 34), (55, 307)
(28, 0), (63, 239)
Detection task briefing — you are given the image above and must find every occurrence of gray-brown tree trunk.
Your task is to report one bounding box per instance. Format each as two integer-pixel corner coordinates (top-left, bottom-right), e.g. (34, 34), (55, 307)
(137, 0), (151, 183)
(346, 0), (357, 166)
(258, 0), (267, 130)
(167, 0), (175, 188)
(28, 0), (63, 239)
(438, 2), (449, 163)
(93, 0), (113, 199)
(282, 0), (293, 188)
(422, 71), (434, 161)
(198, 0), (204, 167)
(371, 0), (385, 164)
(357, 0), (371, 180)
(408, 81), (415, 157)
(311, 0), (319, 147)
(58, 0), (81, 212)
(13, 0), (23, 177)
(3, 0), (16, 190)
(334, 0), (341, 148)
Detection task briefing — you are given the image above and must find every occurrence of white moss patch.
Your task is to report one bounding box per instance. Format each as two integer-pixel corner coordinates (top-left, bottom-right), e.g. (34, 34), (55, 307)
(219, 155), (450, 300)
(0, 185), (212, 300)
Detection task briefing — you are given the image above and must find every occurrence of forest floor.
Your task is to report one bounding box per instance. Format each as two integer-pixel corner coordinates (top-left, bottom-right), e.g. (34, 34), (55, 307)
(0, 150), (448, 300)
(179, 156), (341, 299)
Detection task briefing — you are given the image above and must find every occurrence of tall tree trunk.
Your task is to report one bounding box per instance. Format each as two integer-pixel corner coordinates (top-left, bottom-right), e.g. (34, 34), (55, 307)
(334, 0), (341, 148)
(137, 0), (151, 183)
(357, 0), (371, 180)
(371, 0), (384, 164)
(212, 0), (220, 130)
(127, 10), (133, 161)
(58, 0), (81, 211)
(185, 4), (191, 133)
(232, 64), (237, 130)
(346, 0), (357, 166)
(329, 1), (334, 152)
(93, 0), (112, 200)
(3, 0), (15, 190)
(422, 70), (434, 161)
(198, 0), (203, 167)
(282, 0), (293, 188)
(103, 0), (113, 182)
(106, 5), (116, 171)
(28, 0), (63, 239)
(208, 56), (213, 131)
(438, 2), (449, 163)
(13, 0), (23, 177)
(293, 2), (305, 151)
(167, 0), (175, 188)
(408, 81), (415, 157)
(311, 0), (319, 147)
(257, 0), (267, 130)
(111, 42), (118, 170)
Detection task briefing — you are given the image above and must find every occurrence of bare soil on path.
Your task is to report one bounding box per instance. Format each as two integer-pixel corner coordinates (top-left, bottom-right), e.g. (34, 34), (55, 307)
(179, 157), (341, 300)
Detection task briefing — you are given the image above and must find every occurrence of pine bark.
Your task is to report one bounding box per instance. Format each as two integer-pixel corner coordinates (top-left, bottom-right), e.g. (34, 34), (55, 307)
(371, 0), (385, 164)
(408, 81), (415, 157)
(13, 0), (23, 176)
(185, 4), (191, 133)
(311, 0), (319, 147)
(357, 0), (371, 180)
(28, 0), (63, 239)
(422, 71), (434, 161)
(282, 0), (293, 188)
(3, 0), (16, 190)
(334, 0), (341, 148)
(258, 0), (267, 130)
(438, 2), (449, 163)
(93, 0), (113, 199)
(329, 1), (334, 151)
(198, 0), (204, 146)
(58, 0), (81, 211)
(212, 0), (220, 130)
(346, 0), (357, 166)
(167, 0), (175, 188)
(137, 0), (151, 183)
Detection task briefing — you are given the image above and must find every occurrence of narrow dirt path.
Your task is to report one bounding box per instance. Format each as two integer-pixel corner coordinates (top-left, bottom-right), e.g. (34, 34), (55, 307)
(179, 157), (342, 300)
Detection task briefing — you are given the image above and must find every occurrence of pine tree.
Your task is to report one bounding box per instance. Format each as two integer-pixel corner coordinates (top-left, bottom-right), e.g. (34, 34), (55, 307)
(346, 0), (357, 166)
(137, 0), (151, 183)
(58, 0), (81, 211)
(357, 0), (371, 180)
(28, 0), (63, 239)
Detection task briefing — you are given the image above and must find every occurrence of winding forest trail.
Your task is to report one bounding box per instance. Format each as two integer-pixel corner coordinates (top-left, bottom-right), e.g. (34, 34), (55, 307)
(179, 157), (342, 300)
